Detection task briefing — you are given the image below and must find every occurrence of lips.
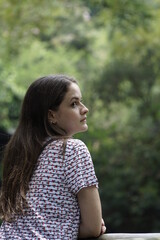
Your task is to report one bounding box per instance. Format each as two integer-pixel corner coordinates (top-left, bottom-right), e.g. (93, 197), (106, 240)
(80, 117), (87, 122)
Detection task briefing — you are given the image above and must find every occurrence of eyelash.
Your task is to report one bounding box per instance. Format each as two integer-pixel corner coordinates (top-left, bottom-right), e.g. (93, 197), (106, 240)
(71, 102), (78, 108)
(71, 100), (83, 108)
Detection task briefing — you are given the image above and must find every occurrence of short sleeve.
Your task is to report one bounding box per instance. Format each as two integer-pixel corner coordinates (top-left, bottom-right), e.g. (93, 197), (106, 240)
(64, 140), (98, 194)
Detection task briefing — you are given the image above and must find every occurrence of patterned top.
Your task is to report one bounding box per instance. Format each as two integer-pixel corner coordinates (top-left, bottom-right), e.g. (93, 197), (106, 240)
(0, 139), (98, 240)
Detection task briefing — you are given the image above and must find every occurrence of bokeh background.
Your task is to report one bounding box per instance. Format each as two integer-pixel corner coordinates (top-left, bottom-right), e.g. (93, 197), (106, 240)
(0, 0), (160, 233)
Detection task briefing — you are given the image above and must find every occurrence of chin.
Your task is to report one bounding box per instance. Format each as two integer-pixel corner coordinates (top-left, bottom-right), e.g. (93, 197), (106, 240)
(82, 125), (88, 132)
(70, 126), (88, 135)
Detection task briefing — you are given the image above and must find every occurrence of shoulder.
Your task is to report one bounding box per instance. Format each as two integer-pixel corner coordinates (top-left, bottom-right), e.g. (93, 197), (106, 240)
(64, 138), (91, 160)
(66, 138), (88, 150)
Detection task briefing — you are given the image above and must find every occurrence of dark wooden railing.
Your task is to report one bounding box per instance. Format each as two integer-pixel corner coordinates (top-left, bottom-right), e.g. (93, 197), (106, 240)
(86, 233), (160, 240)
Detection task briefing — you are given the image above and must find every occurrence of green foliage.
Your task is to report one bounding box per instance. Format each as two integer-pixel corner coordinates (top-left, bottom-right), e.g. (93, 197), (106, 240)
(0, 0), (160, 233)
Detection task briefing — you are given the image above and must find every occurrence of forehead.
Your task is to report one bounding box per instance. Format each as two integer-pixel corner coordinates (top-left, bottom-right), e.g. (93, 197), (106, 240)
(65, 82), (82, 100)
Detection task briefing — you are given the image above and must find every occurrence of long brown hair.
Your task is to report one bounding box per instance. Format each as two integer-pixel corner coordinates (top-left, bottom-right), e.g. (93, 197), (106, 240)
(0, 74), (77, 222)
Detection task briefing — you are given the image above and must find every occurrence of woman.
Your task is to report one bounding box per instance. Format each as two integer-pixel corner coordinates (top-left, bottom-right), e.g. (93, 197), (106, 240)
(0, 74), (106, 239)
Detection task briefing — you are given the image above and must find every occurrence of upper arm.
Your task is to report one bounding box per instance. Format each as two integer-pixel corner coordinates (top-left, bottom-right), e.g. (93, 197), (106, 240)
(64, 140), (98, 194)
(64, 140), (102, 237)
(77, 185), (102, 237)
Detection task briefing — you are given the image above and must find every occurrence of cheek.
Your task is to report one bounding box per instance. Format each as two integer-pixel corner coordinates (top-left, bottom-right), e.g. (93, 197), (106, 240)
(58, 115), (75, 129)
(66, 120), (77, 129)
(64, 118), (80, 133)
(56, 110), (79, 131)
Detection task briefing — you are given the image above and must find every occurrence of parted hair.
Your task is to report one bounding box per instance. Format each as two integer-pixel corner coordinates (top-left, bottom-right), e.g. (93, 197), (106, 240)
(0, 74), (77, 222)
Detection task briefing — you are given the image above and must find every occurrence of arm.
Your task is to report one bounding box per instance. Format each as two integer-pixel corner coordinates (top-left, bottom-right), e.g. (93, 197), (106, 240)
(77, 185), (102, 238)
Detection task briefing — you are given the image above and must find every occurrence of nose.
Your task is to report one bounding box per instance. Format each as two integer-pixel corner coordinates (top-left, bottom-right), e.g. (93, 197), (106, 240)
(80, 103), (89, 115)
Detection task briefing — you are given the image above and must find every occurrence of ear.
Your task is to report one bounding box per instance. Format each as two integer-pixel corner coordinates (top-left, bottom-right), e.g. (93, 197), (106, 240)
(48, 110), (57, 124)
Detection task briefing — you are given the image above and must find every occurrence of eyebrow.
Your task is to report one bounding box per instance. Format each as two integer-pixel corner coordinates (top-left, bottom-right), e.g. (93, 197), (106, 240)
(70, 96), (82, 102)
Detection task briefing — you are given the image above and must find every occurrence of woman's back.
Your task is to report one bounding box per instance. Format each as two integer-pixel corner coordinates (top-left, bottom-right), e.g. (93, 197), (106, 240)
(0, 138), (98, 239)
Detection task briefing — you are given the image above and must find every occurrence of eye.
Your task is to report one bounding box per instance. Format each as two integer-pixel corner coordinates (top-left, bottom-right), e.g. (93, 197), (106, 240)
(71, 101), (78, 108)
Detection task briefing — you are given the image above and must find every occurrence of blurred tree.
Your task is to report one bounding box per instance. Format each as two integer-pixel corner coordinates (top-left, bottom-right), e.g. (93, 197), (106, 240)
(84, 0), (160, 232)
(0, 0), (98, 130)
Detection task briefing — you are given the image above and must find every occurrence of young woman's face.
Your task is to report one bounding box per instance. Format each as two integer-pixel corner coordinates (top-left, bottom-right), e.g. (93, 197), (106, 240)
(50, 82), (89, 136)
